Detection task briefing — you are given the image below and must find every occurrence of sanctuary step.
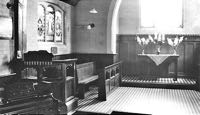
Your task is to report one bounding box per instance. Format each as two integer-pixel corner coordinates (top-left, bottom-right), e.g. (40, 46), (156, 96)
(122, 75), (197, 90)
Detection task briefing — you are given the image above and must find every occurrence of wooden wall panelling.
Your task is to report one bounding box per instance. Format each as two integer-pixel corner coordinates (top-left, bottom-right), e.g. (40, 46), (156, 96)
(118, 36), (167, 77)
(118, 35), (200, 79)
(177, 43), (184, 76)
(185, 42), (194, 76)
(119, 37), (130, 76)
(198, 63), (200, 91)
(192, 42), (200, 78)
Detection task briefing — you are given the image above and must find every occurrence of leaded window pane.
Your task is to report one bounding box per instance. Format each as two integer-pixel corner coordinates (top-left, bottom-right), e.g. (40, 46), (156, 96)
(37, 2), (64, 43)
(37, 5), (45, 41)
(46, 6), (55, 42)
(55, 11), (62, 42)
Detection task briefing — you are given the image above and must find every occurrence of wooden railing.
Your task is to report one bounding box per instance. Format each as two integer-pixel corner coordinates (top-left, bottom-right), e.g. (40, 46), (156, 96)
(98, 61), (122, 101)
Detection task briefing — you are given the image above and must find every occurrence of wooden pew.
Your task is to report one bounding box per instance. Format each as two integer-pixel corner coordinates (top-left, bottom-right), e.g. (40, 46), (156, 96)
(98, 62), (122, 101)
(76, 62), (98, 99)
(21, 59), (78, 113)
(6, 51), (78, 114)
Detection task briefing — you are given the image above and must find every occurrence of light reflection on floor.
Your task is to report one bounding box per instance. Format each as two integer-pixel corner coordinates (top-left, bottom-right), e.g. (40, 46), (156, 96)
(77, 87), (200, 115)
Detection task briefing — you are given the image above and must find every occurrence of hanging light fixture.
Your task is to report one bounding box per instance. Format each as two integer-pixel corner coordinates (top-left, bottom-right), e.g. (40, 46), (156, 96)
(89, 8), (98, 14)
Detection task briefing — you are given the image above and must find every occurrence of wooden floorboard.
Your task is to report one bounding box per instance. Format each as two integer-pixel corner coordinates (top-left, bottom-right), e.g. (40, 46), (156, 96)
(77, 87), (200, 115)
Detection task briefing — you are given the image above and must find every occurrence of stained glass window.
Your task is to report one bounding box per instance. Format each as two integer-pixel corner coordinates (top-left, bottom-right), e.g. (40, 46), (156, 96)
(46, 6), (55, 42)
(37, 2), (64, 43)
(55, 11), (62, 42)
(37, 5), (45, 41)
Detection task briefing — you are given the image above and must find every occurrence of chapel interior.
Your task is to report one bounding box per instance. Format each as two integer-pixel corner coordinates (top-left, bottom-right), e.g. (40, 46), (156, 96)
(0, 0), (200, 115)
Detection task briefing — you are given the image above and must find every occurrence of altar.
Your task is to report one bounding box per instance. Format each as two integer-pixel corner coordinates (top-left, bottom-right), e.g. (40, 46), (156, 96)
(138, 54), (179, 81)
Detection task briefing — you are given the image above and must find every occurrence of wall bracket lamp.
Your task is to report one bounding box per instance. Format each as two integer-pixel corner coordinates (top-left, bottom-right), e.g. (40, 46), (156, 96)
(76, 23), (95, 30)
(87, 23), (95, 29)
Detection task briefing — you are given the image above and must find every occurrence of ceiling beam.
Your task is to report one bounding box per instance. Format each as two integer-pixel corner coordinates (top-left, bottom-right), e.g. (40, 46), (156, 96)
(59, 0), (81, 6)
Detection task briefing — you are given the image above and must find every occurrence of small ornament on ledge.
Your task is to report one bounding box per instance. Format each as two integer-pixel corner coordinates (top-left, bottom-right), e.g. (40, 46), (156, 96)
(136, 36), (150, 54)
(149, 33), (166, 55)
(167, 36), (184, 55)
(136, 33), (184, 55)
(156, 45), (161, 55)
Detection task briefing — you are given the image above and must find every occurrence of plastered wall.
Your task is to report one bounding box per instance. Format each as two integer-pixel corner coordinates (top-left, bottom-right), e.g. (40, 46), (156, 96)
(119, 0), (200, 34)
(72, 0), (112, 53)
(22, 0), (73, 55)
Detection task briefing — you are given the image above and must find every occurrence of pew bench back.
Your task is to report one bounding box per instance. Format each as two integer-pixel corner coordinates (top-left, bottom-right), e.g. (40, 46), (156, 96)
(77, 62), (98, 84)
(76, 62), (98, 99)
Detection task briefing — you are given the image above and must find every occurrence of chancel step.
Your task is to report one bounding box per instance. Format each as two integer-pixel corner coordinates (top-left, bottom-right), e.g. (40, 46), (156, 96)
(122, 76), (197, 90)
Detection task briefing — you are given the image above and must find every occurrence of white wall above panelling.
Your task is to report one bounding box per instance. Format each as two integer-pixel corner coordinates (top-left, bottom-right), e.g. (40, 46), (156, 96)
(119, 0), (139, 34)
(73, 0), (117, 54)
(119, 0), (200, 35)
